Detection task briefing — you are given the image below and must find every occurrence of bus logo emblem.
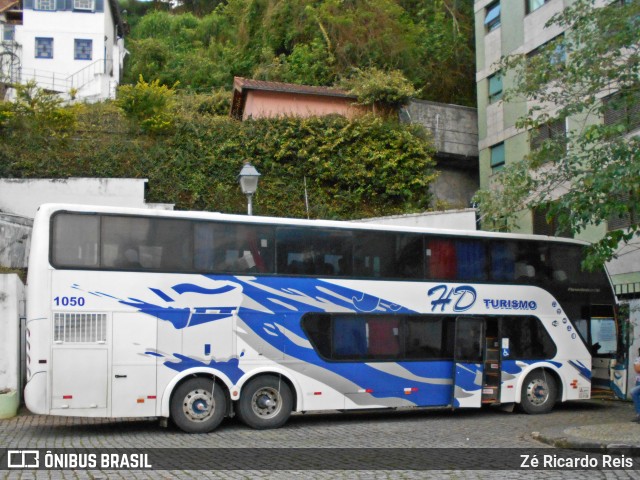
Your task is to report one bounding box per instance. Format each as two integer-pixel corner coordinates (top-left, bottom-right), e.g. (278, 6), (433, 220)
(427, 285), (477, 313)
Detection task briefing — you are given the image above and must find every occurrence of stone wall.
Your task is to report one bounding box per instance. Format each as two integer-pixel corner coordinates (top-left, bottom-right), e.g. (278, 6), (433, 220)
(0, 214), (32, 269)
(0, 274), (25, 397)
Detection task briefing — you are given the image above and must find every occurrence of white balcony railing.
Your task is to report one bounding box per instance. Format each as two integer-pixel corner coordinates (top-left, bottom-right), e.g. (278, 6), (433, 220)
(17, 58), (113, 95)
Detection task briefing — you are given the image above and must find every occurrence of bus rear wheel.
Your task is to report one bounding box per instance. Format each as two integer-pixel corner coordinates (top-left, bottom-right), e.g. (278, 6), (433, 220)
(170, 377), (227, 433)
(237, 375), (293, 429)
(520, 370), (557, 414)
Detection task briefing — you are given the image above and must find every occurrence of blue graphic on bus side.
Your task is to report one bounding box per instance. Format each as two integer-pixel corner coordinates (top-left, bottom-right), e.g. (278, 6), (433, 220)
(85, 276), (567, 407)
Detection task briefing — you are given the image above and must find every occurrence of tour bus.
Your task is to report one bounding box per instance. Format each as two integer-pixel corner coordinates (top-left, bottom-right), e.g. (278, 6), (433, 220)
(24, 204), (620, 433)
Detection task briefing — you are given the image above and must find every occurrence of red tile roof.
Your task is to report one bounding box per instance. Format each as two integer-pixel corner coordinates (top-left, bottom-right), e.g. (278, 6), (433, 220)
(231, 77), (355, 119)
(233, 77), (353, 99)
(0, 0), (20, 13)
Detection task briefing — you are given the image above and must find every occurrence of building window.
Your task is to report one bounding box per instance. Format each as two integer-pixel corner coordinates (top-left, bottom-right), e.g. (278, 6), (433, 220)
(530, 118), (566, 151)
(607, 191), (638, 232)
(490, 143), (505, 172)
(526, 0), (550, 14)
(74, 39), (93, 60)
(484, 1), (501, 31)
(528, 35), (566, 67)
(532, 203), (572, 238)
(488, 72), (503, 103)
(74, 0), (95, 11)
(2, 25), (15, 42)
(35, 0), (55, 10)
(603, 91), (640, 134)
(35, 37), (53, 59)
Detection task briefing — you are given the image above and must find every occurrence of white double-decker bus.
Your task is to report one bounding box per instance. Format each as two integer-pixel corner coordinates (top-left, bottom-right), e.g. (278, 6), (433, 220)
(24, 204), (620, 433)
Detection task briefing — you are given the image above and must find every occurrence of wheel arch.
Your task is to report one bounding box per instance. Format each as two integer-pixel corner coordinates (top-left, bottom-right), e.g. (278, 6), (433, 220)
(235, 369), (300, 412)
(514, 364), (564, 405)
(160, 367), (234, 418)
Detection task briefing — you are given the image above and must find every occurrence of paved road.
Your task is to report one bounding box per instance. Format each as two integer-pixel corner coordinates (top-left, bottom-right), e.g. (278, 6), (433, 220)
(1, 400), (639, 479)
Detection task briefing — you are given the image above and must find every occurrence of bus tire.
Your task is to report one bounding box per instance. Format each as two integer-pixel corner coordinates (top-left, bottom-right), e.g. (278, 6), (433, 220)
(170, 377), (227, 433)
(520, 370), (557, 414)
(237, 375), (293, 429)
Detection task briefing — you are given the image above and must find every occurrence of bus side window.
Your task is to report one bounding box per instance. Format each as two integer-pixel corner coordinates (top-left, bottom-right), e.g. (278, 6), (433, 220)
(333, 316), (367, 359)
(51, 213), (99, 268)
(491, 242), (516, 281)
(426, 239), (456, 280)
(455, 240), (487, 281)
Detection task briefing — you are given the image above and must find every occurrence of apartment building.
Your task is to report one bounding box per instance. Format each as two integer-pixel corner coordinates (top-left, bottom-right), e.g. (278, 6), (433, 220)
(474, 0), (639, 295)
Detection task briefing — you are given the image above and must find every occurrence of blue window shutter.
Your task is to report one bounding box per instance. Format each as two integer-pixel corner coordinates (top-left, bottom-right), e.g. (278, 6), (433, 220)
(24, 0), (34, 9)
(65, 0), (73, 10)
(96, 0), (104, 12)
(56, 0), (65, 10)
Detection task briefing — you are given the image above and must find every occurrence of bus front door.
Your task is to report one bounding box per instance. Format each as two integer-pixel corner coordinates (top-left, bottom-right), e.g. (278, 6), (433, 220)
(452, 316), (484, 409)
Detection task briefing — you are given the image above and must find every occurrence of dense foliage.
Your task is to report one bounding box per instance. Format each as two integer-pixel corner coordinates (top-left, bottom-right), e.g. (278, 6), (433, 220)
(0, 82), (436, 219)
(119, 0), (476, 106)
(473, 0), (640, 268)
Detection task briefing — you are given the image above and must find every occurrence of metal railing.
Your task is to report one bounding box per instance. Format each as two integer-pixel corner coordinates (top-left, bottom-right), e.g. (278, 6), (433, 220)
(19, 67), (71, 92)
(16, 58), (113, 94)
(68, 58), (113, 91)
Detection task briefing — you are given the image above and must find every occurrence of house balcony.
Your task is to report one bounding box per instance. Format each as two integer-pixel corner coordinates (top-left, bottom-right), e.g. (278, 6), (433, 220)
(14, 58), (115, 101)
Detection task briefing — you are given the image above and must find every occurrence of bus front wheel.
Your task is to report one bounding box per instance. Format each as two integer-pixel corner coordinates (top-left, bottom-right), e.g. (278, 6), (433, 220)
(170, 377), (227, 433)
(237, 375), (293, 429)
(520, 370), (557, 414)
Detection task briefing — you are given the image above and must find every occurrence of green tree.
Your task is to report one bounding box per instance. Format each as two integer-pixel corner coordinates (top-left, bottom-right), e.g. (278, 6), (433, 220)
(116, 76), (178, 134)
(340, 67), (417, 117)
(121, 0), (476, 105)
(474, 0), (640, 268)
(3, 81), (77, 137)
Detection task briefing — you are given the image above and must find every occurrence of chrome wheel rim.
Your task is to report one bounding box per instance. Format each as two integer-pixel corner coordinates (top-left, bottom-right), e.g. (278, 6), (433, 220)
(251, 387), (282, 419)
(526, 378), (549, 406)
(183, 389), (214, 422)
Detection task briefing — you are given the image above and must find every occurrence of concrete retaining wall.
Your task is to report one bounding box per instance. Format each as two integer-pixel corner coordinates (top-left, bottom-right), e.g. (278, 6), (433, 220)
(356, 209), (477, 231)
(0, 274), (25, 398)
(0, 214), (33, 269)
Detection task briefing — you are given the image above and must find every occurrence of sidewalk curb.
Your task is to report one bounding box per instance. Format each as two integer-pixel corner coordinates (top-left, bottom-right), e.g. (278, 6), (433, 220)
(532, 429), (639, 454)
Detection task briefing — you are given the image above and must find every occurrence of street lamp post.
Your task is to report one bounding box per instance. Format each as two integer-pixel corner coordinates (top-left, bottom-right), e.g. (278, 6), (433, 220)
(237, 162), (261, 215)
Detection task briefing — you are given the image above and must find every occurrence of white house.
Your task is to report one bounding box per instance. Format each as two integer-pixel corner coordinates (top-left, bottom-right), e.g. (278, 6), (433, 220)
(0, 0), (126, 102)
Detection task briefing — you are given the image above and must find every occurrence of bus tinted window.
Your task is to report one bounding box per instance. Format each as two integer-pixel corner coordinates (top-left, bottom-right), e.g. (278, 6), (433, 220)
(195, 222), (274, 273)
(302, 313), (455, 361)
(500, 316), (557, 359)
(354, 232), (423, 279)
(405, 316), (454, 359)
(490, 241), (516, 281)
(455, 240), (487, 281)
(546, 244), (605, 288)
(51, 213), (99, 267)
(101, 216), (193, 271)
(277, 227), (352, 276)
(426, 239), (456, 279)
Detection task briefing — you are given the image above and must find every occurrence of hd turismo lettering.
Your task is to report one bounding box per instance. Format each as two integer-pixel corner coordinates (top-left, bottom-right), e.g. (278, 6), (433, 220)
(427, 285), (537, 313)
(428, 285), (477, 312)
(483, 299), (537, 311)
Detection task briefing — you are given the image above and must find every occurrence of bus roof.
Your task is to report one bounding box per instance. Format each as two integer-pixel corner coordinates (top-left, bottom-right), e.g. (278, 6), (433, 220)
(36, 203), (589, 246)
